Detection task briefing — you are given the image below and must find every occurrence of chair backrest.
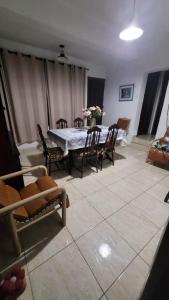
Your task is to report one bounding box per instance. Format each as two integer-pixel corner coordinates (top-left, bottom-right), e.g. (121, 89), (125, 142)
(56, 119), (68, 129)
(74, 117), (84, 128)
(83, 126), (101, 156)
(37, 124), (48, 155)
(105, 124), (119, 151)
(117, 118), (130, 132)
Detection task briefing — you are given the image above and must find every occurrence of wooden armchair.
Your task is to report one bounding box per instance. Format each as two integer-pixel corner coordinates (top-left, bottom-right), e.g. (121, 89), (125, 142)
(0, 166), (68, 256)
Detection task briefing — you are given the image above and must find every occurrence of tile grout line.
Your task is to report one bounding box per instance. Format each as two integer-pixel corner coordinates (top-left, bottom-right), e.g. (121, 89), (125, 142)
(27, 237), (75, 275)
(102, 229), (158, 298)
(66, 226), (106, 299)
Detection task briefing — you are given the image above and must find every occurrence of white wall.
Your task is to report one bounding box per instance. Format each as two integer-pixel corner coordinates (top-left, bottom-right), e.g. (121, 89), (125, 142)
(103, 68), (147, 142)
(103, 59), (169, 142)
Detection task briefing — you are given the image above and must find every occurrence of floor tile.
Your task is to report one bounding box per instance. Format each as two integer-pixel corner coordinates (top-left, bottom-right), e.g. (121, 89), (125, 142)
(108, 179), (144, 203)
(72, 176), (103, 196)
(77, 221), (136, 291)
(146, 183), (169, 202)
(130, 192), (169, 228)
(64, 182), (84, 204)
(106, 256), (149, 300)
(21, 214), (73, 272)
(96, 171), (121, 186)
(86, 189), (126, 218)
(99, 296), (107, 300)
(126, 172), (155, 190)
(139, 229), (164, 265)
(123, 177), (150, 194)
(66, 200), (103, 239)
(138, 168), (167, 183)
(0, 222), (26, 273)
(146, 165), (169, 175)
(107, 204), (158, 252)
(30, 243), (102, 300)
(18, 274), (33, 300)
(159, 176), (169, 188)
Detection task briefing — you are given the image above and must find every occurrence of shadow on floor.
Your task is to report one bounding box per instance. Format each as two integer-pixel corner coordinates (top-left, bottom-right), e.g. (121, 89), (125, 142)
(0, 211), (63, 274)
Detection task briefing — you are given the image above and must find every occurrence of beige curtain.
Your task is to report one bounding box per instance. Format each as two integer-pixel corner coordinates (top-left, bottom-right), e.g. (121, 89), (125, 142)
(47, 62), (72, 128)
(71, 65), (86, 121)
(47, 61), (85, 128)
(3, 51), (48, 143)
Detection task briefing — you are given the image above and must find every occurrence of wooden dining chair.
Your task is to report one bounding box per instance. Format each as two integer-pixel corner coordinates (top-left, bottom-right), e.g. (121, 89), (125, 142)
(73, 126), (101, 178)
(117, 118), (130, 133)
(56, 119), (68, 129)
(99, 124), (119, 170)
(37, 124), (67, 175)
(73, 117), (84, 128)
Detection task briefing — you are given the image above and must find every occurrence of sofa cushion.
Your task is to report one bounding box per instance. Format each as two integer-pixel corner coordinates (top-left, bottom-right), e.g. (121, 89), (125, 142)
(20, 183), (47, 216)
(37, 176), (70, 207)
(0, 185), (29, 221)
(36, 176), (61, 202)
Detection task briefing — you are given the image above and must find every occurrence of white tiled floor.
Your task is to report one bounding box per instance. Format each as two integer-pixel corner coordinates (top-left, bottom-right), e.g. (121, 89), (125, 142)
(1, 143), (169, 300)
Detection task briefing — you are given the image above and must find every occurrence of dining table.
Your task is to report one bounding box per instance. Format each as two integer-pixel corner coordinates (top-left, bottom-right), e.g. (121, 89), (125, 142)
(47, 125), (127, 156)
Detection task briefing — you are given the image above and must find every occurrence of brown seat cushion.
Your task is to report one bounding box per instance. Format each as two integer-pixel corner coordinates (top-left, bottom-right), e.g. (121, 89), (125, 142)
(0, 180), (5, 186)
(37, 176), (70, 207)
(20, 183), (48, 216)
(0, 185), (29, 221)
(36, 176), (62, 202)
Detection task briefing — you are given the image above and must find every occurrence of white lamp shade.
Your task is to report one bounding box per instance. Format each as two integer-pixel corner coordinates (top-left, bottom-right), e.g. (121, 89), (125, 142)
(119, 26), (143, 41)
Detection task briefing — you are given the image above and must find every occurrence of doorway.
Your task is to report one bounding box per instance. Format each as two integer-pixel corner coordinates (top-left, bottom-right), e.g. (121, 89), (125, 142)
(87, 77), (105, 125)
(137, 70), (169, 139)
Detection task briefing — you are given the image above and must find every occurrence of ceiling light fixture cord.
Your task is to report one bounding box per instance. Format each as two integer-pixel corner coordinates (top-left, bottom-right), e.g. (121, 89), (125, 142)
(133, 0), (136, 17)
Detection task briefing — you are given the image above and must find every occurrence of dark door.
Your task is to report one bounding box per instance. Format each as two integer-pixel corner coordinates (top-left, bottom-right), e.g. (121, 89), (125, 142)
(87, 77), (105, 125)
(151, 71), (169, 135)
(137, 72), (161, 135)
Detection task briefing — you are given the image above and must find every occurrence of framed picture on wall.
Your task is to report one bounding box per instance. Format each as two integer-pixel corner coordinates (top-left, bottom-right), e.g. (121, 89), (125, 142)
(119, 84), (134, 101)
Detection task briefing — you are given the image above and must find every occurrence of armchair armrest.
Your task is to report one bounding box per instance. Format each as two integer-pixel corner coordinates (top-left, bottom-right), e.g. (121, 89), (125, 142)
(0, 186), (66, 217)
(0, 165), (48, 181)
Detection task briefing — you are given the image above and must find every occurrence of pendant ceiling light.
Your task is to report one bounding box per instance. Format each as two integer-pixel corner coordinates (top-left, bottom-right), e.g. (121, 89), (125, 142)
(57, 45), (68, 61)
(119, 0), (143, 41)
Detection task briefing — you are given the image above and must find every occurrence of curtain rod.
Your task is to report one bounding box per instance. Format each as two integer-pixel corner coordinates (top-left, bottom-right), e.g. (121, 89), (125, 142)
(0, 48), (90, 71)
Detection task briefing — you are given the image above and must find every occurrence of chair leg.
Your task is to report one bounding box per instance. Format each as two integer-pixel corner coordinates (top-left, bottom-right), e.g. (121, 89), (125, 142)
(48, 160), (51, 176)
(81, 157), (84, 178)
(98, 153), (103, 171)
(7, 213), (21, 256)
(164, 192), (169, 203)
(96, 156), (99, 173)
(112, 151), (114, 166)
(62, 191), (67, 226)
(45, 157), (47, 167)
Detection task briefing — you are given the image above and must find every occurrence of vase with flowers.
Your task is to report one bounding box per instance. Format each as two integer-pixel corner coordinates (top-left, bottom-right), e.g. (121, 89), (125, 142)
(82, 106), (105, 128)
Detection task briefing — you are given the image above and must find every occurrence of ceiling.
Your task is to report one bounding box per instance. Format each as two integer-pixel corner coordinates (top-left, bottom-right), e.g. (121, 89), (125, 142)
(0, 0), (169, 70)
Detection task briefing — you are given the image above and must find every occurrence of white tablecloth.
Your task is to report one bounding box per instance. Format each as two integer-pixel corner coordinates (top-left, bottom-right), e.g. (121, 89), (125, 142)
(48, 126), (127, 155)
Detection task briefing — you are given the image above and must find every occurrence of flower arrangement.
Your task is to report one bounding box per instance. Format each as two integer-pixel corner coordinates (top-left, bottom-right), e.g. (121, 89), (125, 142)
(82, 106), (105, 119)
